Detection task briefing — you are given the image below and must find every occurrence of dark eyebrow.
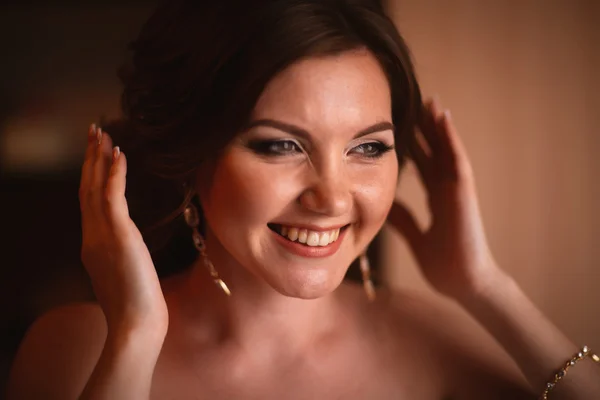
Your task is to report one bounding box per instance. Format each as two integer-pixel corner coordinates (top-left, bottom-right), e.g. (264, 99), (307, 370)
(244, 119), (395, 140)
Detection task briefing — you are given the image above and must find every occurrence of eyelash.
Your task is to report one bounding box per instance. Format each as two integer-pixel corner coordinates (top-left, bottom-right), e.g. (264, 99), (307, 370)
(352, 142), (395, 158)
(248, 140), (301, 156)
(247, 139), (395, 159)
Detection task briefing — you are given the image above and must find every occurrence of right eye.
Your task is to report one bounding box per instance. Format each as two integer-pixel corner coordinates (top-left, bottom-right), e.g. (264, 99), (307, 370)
(247, 139), (302, 156)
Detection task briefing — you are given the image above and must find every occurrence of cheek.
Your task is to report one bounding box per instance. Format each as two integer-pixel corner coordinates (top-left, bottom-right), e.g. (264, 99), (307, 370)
(201, 152), (298, 229)
(355, 161), (398, 227)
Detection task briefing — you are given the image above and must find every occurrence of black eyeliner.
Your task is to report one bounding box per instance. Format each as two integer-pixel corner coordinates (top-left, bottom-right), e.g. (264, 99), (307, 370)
(246, 139), (301, 156)
(356, 142), (395, 158)
(246, 139), (274, 154)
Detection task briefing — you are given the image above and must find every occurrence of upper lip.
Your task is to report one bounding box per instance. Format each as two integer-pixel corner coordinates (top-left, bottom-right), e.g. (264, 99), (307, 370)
(269, 222), (350, 232)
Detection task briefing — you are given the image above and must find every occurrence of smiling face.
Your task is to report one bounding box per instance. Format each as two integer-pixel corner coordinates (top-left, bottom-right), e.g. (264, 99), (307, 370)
(197, 49), (399, 299)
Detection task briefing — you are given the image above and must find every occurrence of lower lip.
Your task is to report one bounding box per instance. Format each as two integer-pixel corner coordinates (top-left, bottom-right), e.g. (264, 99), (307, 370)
(271, 228), (348, 258)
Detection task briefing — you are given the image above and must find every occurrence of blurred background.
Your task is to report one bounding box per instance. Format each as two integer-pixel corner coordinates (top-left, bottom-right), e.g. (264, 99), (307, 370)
(0, 0), (598, 395)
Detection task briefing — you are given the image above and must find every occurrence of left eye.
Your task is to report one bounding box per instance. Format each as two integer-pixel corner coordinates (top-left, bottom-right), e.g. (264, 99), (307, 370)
(350, 142), (395, 158)
(271, 140), (300, 154)
(247, 139), (302, 156)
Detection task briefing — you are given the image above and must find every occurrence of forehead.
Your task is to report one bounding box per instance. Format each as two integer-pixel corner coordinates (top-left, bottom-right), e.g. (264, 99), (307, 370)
(251, 49), (392, 133)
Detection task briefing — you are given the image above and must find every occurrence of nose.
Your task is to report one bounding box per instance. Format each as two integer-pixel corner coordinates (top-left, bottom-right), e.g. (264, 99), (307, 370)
(298, 168), (352, 217)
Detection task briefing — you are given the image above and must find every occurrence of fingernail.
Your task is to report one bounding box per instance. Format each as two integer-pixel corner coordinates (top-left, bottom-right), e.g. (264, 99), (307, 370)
(97, 127), (103, 145)
(113, 146), (120, 161)
(89, 123), (97, 140)
(443, 109), (452, 121)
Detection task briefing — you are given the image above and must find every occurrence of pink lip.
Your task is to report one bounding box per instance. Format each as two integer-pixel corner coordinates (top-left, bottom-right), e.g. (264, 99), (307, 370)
(271, 227), (348, 258)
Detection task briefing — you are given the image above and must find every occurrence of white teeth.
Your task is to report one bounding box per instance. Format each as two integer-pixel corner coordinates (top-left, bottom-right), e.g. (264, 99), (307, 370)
(288, 227), (299, 241)
(307, 231), (319, 246)
(298, 229), (308, 244)
(279, 225), (343, 247)
(318, 232), (330, 246)
(328, 230), (337, 244)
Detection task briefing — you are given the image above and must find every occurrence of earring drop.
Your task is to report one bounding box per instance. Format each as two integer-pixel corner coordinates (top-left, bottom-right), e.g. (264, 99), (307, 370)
(359, 252), (376, 302)
(184, 204), (231, 296)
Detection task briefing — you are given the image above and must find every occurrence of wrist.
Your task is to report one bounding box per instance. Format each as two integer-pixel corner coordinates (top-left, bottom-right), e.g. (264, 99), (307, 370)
(454, 258), (514, 306)
(106, 306), (169, 337)
(106, 319), (168, 354)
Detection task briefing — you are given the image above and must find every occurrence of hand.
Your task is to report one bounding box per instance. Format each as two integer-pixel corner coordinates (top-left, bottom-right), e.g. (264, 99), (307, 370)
(79, 124), (168, 335)
(387, 99), (500, 299)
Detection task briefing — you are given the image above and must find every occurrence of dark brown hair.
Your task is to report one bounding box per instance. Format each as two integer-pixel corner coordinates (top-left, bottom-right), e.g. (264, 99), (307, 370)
(106, 0), (422, 275)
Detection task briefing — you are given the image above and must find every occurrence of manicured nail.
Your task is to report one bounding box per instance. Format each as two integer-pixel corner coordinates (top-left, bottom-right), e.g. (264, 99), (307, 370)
(113, 146), (120, 162)
(97, 127), (103, 145)
(88, 123), (97, 141)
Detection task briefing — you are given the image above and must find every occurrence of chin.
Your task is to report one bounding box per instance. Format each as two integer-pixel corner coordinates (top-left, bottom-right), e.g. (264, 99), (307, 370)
(267, 266), (347, 299)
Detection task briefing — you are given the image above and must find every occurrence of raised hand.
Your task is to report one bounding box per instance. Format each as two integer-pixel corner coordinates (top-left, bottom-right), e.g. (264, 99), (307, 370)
(387, 99), (499, 299)
(79, 124), (168, 335)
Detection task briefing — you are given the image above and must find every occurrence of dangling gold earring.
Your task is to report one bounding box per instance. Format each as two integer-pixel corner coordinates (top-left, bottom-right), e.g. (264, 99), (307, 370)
(184, 204), (231, 296)
(359, 252), (376, 302)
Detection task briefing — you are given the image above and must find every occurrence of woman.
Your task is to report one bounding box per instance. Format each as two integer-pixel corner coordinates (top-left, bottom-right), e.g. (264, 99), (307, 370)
(7, 0), (600, 399)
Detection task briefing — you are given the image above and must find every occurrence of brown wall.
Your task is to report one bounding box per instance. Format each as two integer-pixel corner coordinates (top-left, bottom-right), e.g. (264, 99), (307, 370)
(382, 0), (600, 350)
(1, 0), (598, 391)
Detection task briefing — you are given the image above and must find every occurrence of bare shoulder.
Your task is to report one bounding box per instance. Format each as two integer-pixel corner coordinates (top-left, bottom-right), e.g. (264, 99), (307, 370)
(7, 302), (107, 400)
(378, 286), (535, 399)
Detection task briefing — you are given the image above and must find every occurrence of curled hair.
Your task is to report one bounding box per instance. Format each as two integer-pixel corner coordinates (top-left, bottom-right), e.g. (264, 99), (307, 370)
(105, 0), (422, 275)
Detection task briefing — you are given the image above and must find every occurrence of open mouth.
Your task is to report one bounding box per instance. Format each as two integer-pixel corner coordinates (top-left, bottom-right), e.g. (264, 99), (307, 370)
(267, 223), (350, 247)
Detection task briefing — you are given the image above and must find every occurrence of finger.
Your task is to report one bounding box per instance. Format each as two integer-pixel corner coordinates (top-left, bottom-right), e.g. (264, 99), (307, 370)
(417, 98), (444, 155)
(437, 111), (473, 180)
(79, 123), (102, 231)
(387, 200), (425, 253)
(89, 129), (114, 215)
(437, 111), (465, 160)
(80, 124), (99, 198)
(425, 98), (462, 162)
(407, 130), (432, 183)
(420, 99), (473, 181)
(105, 147), (130, 228)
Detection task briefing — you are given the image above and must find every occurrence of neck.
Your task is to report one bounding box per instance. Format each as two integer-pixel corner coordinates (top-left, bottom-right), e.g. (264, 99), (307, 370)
(169, 238), (342, 353)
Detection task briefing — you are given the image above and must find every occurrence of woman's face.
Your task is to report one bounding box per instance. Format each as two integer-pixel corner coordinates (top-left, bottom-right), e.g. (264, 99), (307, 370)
(198, 49), (398, 298)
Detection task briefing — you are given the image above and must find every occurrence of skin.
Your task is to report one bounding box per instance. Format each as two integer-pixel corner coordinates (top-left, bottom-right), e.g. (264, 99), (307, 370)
(197, 48), (398, 300)
(14, 48), (594, 399)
